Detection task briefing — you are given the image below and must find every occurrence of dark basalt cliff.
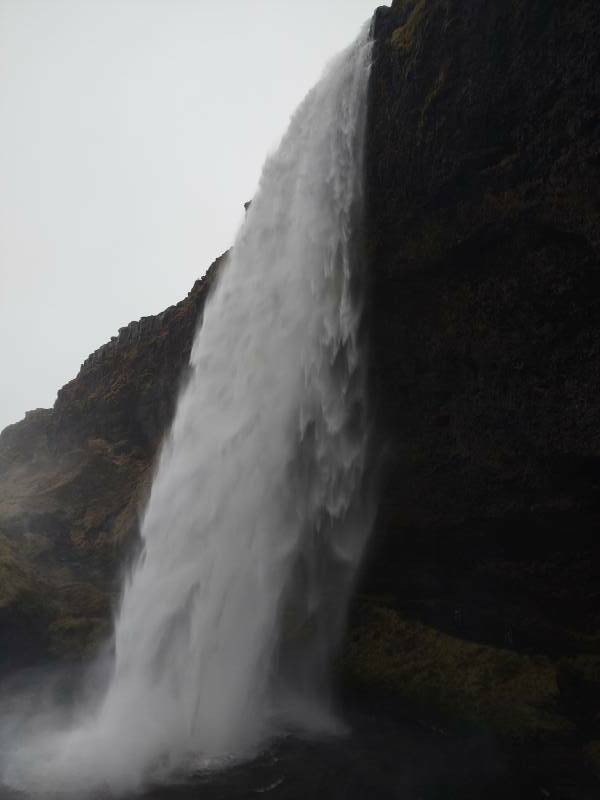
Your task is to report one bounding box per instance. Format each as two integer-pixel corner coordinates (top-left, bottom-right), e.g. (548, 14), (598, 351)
(347, 0), (600, 786)
(1, 0), (599, 789)
(365, 2), (600, 654)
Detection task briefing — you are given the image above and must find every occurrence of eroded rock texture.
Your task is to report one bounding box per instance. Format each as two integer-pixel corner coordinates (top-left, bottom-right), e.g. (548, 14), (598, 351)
(365, 0), (600, 654)
(0, 255), (224, 667)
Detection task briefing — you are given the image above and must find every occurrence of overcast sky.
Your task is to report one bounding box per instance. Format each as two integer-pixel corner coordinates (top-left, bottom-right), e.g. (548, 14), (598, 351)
(0, 0), (378, 433)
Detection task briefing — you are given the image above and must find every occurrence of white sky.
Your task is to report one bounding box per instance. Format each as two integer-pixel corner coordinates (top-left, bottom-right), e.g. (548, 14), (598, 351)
(0, 0), (378, 433)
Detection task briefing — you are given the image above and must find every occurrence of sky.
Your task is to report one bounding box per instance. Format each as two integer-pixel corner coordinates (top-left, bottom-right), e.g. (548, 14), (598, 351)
(0, 0), (378, 433)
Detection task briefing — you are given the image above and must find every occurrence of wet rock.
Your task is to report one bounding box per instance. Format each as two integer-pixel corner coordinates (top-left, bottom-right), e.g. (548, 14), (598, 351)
(365, 0), (600, 659)
(343, 597), (573, 743)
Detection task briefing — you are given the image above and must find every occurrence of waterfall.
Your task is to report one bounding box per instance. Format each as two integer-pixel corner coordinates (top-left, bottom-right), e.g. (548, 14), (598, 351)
(5, 23), (374, 796)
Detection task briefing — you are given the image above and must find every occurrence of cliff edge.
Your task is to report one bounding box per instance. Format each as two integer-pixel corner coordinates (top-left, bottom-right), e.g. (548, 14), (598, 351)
(0, 255), (224, 668)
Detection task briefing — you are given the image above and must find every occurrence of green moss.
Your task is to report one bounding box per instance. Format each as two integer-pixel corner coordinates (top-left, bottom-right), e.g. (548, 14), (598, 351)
(48, 615), (111, 659)
(342, 599), (574, 742)
(0, 535), (40, 610)
(54, 582), (112, 619)
(46, 582), (113, 658)
(391, 0), (429, 53)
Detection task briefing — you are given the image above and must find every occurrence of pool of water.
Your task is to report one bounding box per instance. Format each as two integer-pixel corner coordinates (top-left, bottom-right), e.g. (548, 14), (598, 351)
(0, 675), (595, 800)
(134, 709), (517, 800)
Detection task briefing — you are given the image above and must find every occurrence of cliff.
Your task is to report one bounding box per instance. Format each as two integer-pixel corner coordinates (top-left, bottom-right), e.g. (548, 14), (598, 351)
(0, 254), (224, 668)
(364, 0), (600, 657)
(1, 0), (600, 790)
(363, 0), (599, 649)
(346, 0), (600, 787)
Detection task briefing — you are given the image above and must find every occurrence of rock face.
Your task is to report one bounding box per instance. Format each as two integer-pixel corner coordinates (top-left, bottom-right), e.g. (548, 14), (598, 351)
(0, 0), (599, 788)
(346, 0), (600, 786)
(0, 255), (224, 667)
(364, 0), (600, 657)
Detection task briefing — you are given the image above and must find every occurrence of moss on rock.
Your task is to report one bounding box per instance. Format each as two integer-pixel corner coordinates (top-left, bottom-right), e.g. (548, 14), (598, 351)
(343, 598), (575, 743)
(390, 0), (429, 54)
(48, 615), (111, 659)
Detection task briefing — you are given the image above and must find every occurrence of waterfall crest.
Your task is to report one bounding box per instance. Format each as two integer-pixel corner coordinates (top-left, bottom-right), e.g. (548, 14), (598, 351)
(5, 24), (373, 796)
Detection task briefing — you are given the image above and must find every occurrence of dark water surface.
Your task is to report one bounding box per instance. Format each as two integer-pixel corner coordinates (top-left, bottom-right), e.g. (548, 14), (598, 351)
(134, 714), (513, 800)
(0, 710), (506, 800)
(130, 702), (599, 800)
(0, 689), (596, 800)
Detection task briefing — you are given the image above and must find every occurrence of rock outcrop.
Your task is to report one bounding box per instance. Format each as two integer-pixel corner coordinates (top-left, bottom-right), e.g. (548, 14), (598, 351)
(347, 0), (600, 788)
(0, 254), (224, 668)
(364, 0), (600, 663)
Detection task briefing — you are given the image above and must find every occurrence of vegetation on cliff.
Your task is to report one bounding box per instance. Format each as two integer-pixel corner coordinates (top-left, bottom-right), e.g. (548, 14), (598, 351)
(0, 255), (224, 667)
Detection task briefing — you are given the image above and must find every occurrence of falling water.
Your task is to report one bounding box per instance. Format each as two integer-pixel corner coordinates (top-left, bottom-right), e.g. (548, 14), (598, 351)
(4, 23), (374, 796)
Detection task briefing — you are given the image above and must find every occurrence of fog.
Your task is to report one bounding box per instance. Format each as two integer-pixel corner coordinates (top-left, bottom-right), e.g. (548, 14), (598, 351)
(0, 0), (377, 433)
